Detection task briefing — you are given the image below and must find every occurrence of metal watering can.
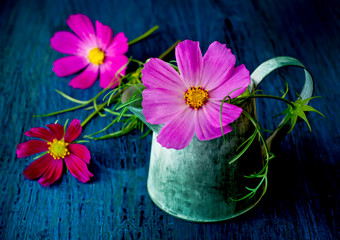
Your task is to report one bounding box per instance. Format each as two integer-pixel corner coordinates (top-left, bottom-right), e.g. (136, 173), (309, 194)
(122, 57), (314, 222)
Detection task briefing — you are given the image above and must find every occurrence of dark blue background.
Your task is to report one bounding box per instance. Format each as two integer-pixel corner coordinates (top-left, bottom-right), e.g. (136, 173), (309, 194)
(1, 0), (339, 239)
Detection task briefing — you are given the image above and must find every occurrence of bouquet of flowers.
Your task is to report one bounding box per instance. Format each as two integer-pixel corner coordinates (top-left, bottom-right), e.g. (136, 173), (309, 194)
(16, 14), (323, 214)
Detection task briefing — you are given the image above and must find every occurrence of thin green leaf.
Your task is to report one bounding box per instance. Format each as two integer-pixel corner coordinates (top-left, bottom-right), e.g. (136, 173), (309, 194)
(229, 131), (257, 164)
(139, 128), (151, 139)
(84, 118), (118, 138)
(117, 107), (129, 122)
(301, 105), (326, 117)
(91, 121), (136, 140)
(55, 89), (89, 104)
(34, 103), (88, 117)
(128, 25), (159, 46)
(33, 152), (48, 160)
(116, 96), (142, 110)
(72, 140), (90, 143)
(103, 108), (133, 117)
(298, 111), (312, 132)
(288, 114), (298, 133)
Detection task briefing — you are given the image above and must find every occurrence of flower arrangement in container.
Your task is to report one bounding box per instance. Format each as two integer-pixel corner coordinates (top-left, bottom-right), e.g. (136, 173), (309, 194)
(17, 13), (323, 222)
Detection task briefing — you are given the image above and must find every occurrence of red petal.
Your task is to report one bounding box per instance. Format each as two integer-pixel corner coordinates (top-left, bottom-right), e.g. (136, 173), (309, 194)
(16, 140), (48, 158)
(68, 144), (91, 164)
(25, 127), (55, 142)
(64, 119), (82, 143)
(23, 154), (53, 180)
(38, 159), (63, 187)
(47, 123), (64, 140)
(64, 154), (93, 183)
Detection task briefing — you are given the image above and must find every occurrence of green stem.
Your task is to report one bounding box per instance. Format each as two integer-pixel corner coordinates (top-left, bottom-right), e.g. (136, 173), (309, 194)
(158, 40), (181, 60)
(81, 90), (122, 127)
(91, 120), (137, 140)
(81, 101), (108, 127)
(34, 103), (88, 117)
(237, 94), (295, 108)
(128, 25), (159, 46)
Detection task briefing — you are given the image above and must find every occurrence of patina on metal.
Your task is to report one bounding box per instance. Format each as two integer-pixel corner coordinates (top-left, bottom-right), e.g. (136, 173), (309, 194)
(122, 56), (314, 222)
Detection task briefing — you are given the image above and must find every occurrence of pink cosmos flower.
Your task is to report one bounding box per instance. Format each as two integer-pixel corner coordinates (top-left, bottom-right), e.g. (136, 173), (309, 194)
(141, 40), (251, 150)
(16, 119), (93, 186)
(51, 14), (128, 89)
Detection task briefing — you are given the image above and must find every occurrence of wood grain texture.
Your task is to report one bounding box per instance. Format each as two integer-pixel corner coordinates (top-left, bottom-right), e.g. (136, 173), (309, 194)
(0, 0), (339, 239)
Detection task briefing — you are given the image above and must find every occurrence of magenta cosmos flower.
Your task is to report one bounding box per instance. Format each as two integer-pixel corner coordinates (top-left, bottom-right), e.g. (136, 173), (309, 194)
(51, 14), (128, 89)
(141, 40), (250, 150)
(16, 119), (93, 186)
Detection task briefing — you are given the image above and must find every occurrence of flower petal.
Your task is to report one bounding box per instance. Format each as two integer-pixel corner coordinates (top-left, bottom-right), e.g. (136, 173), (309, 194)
(64, 153), (93, 183)
(209, 64), (250, 100)
(69, 64), (99, 89)
(194, 108), (232, 141)
(50, 31), (88, 55)
(106, 32), (128, 56)
(201, 41), (236, 91)
(68, 144), (91, 164)
(142, 88), (187, 124)
(175, 40), (203, 87)
(66, 14), (97, 47)
(52, 56), (88, 77)
(47, 123), (64, 140)
(23, 154), (53, 180)
(64, 119), (82, 143)
(16, 140), (48, 158)
(99, 55), (128, 88)
(38, 159), (63, 187)
(205, 101), (243, 128)
(157, 108), (195, 150)
(95, 20), (113, 50)
(141, 58), (186, 92)
(25, 127), (55, 142)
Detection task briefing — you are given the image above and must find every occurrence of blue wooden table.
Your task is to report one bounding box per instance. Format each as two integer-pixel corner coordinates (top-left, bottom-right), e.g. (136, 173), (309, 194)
(1, 0), (339, 239)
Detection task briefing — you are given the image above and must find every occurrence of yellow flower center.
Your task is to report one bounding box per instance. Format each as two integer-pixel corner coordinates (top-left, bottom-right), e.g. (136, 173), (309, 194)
(88, 47), (105, 65)
(47, 139), (69, 160)
(184, 86), (209, 109)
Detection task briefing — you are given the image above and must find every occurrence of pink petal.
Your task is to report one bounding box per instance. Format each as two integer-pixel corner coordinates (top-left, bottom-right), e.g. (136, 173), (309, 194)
(68, 144), (91, 164)
(47, 123), (64, 140)
(142, 88), (187, 124)
(69, 64), (99, 89)
(194, 108), (232, 141)
(64, 153), (93, 183)
(209, 64), (250, 100)
(157, 108), (195, 150)
(99, 55), (128, 88)
(23, 154), (53, 180)
(64, 119), (82, 143)
(52, 56), (88, 77)
(50, 31), (88, 56)
(175, 40), (203, 87)
(66, 14), (97, 47)
(106, 32), (128, 56)
(16, 140), (48, 158)
(141, 58), (187, 92)
(25, 127), (55, 142)
(201, 41), (236, 91)
(38, 159), (63, 187)
(204, 101), (243, 128)
(95, 20), (113, 50)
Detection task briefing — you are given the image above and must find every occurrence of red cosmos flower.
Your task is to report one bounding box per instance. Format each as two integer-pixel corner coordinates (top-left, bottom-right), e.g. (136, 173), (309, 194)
(16, 119), (93, 187)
